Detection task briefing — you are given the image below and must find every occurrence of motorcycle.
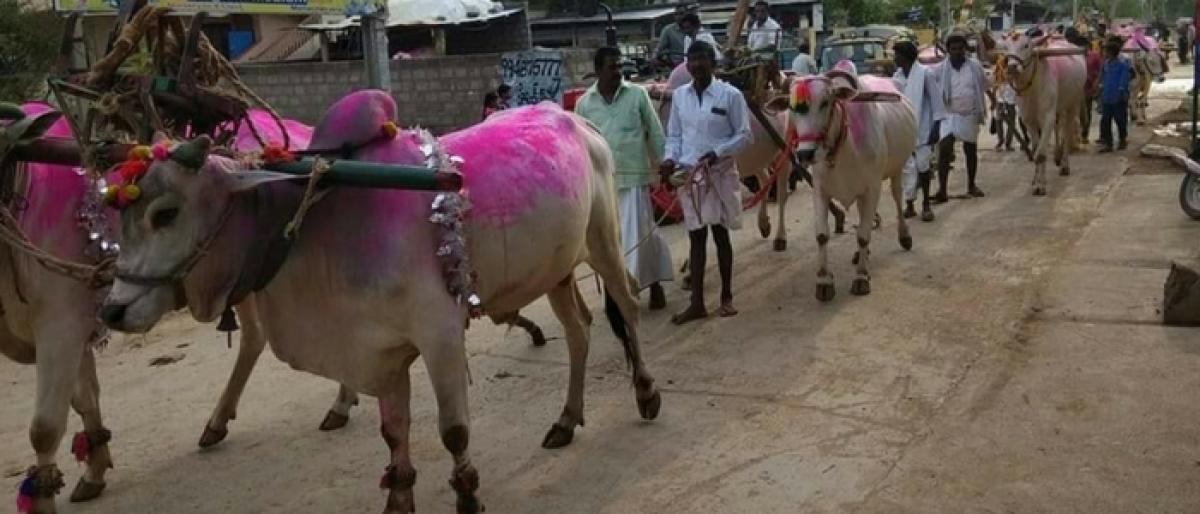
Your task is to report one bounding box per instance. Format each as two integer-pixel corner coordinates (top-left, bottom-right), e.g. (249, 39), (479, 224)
(1181, 165), (1200, 219)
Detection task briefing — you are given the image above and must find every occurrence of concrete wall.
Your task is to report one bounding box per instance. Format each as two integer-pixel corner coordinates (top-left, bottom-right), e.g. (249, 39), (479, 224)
(236, 48), (592, 134)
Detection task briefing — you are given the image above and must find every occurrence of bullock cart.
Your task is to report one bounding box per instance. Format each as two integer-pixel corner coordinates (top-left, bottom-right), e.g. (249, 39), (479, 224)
(0, 6), (463, 512)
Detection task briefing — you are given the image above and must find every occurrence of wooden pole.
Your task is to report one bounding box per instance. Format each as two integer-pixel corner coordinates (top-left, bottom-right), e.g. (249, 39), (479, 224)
(725, 0), (752, 53)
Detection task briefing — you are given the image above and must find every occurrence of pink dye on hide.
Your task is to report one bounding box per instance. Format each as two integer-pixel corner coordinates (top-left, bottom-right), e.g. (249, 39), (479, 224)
(15, 103), (98, 258)
(231, 109), (313, 151)
(310, 90), (398, 152)
(441, 102), (589, 226)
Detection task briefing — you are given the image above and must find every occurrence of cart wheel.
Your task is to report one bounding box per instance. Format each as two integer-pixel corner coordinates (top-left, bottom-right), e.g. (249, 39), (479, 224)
(1180, 172), (1200, 220)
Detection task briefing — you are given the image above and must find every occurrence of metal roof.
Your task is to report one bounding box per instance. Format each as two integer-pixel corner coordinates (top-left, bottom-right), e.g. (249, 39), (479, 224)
(300, 7), (522, 30)
(530, 7), (675, 26)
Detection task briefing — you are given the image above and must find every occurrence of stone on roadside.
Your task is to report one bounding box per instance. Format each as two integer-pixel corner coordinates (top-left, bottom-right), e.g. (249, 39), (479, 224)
(1163, 261), (1200, 326)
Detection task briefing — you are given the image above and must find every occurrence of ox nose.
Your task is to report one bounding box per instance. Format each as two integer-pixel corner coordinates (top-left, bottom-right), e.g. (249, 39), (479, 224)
(99, 303), (127, 329)
(795, 149), (817, 163)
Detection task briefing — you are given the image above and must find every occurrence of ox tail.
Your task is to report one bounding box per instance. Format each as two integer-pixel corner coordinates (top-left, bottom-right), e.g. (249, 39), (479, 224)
(603, 289), (636, 370)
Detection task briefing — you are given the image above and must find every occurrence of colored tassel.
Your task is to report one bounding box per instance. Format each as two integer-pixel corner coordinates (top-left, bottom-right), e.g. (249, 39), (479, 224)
(71, 431), (90, 463)
(151, 143), (171, 161)
(16, 473), (35, 513)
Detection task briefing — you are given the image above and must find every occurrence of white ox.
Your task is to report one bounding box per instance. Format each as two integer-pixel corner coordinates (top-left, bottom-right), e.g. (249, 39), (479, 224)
(770, 64), (917, 301)
(1123, 31), (1169, 125)
(1004, 34), (1087, 196)
(99, 92), (661, 513)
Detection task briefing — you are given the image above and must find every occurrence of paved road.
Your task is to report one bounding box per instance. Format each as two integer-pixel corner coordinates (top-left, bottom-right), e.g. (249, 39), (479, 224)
(2, 91), (1198, 513)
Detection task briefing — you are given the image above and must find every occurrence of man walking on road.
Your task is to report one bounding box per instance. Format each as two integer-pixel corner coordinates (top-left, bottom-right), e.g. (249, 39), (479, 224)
(893, 41), (942, 222)
(575, 47), (674, 309)
(1098, 40), (1133, 153)
(933, 33), (992, 202)
(660, 41), (751, 324)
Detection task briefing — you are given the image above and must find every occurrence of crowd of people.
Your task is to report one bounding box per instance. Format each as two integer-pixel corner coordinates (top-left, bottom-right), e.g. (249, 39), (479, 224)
(510, 5), (1167, 325)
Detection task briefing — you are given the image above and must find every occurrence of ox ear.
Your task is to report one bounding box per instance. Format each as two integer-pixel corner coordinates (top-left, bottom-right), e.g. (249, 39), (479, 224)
(831, 84), (857, 100)
(227, 171), (302, 194)
(764, 95), (790, 114)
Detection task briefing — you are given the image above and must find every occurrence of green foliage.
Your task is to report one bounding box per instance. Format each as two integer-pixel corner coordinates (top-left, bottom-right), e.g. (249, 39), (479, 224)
(0, 0), (65, 102)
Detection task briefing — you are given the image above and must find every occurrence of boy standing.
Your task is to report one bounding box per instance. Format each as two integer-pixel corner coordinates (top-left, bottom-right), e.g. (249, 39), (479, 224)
(1098, 41), (1133, 152)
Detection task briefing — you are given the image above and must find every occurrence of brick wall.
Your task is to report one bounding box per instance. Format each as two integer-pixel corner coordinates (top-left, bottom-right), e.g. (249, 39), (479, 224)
(236, 48), (593, 134)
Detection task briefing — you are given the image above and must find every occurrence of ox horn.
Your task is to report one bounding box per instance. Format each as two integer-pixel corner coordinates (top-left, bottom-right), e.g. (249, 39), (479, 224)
(170, 135), (212, 172)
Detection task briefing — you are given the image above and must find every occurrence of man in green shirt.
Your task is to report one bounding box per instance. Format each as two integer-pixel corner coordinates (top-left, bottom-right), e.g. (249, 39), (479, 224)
(575, 47), (673, 309)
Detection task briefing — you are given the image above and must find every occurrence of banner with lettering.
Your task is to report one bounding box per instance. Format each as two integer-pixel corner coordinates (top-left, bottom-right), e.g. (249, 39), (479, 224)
(499, 50), (567, 107)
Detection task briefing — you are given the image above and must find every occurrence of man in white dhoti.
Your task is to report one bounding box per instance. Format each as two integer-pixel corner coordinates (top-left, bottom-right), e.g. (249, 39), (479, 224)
(933, 33), (993, 203)
(660, 40), (752, 324)
(892, 41), (943, 222)
(575, 47), (674, 309)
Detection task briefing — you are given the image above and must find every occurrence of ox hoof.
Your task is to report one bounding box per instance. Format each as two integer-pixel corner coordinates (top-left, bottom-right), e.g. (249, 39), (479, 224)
(69, 477), (106, 503)
(1060, 168), (1070, 177)
(319, 410), (350, 431)
(637, 391), (662, 420)
(526, 327), (547, 347)
(1054, 156), (1063, 167)
(852, 251), (860, 265)
(773, 239), (787, 252)
(198, 424), (228, 448)
(851, 278), (872, 296)
(541, 423), (575, 449)
(900, 235), (913, 251)
(1032, 187), (1047, 197)
(815, 283), (836, 302)
(758, 222), (771, 238)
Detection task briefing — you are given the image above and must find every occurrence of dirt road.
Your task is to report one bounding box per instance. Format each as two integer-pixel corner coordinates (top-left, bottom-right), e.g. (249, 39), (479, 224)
(3, 90), (1199, 512)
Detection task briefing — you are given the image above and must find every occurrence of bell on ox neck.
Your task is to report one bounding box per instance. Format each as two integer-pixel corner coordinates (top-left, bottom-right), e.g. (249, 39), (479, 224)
(217, 306), (240, 348)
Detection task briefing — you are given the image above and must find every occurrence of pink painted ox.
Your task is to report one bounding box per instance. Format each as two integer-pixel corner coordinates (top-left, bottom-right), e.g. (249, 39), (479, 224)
(772, 62), (917, 301)
(99, 92), (660, 513)
(0, 103), (118, 514)
(0, 105), (309, 514)
(1004, 34), (1087, 195)
(1123, 30), (1168, 125)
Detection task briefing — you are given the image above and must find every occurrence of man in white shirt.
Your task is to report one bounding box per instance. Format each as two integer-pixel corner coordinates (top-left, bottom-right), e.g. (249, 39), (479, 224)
(679, 12), (723, 62)
(745, 1), (782, 52)
(791, 41), (818, 75)
(934, 33), (993, 202)
(659, 40), (751, 324)
(892, 41), (943, 222)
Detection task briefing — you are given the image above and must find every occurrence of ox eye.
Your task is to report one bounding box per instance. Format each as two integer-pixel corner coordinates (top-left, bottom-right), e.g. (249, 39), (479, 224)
(820, 99), (829, 109)
(151, 207), (179, 229)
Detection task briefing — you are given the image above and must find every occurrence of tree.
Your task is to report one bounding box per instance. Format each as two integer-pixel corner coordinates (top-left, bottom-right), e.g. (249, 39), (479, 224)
(0, 0), (65, 101)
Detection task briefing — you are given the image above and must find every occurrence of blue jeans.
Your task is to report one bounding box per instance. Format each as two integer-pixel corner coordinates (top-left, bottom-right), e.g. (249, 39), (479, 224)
(1099, 100), (1128, 146)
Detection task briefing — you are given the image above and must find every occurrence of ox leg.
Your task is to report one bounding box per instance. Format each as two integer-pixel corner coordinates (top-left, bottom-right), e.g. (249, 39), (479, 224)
(512, 314), (548, 347)
(423, 340), (482, 514)
(379, 357), (417, 514)
(542, 277), (590, 449)
(200, 301), (267, 448)
(67, 348), (112, 503)
(26, 320), (90, 513)
(587, 212), (661, 419)
(1031, 117), (1051, 196)
(773, 165), (789, 251)
(892, 176), (912, 251)
(321, 384), (360, 432)
(851, 193), (878, 296)
(757, 171), (772, 239)
(813, 190), (835, 302)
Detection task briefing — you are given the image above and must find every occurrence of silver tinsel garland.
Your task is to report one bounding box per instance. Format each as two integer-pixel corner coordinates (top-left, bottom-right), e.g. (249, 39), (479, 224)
(77, 169), (118, 348)
(419, 130), (482, 318)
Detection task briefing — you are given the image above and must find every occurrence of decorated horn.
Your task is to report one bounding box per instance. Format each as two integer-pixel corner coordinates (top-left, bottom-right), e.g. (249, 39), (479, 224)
(170, 135), (212, 171)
